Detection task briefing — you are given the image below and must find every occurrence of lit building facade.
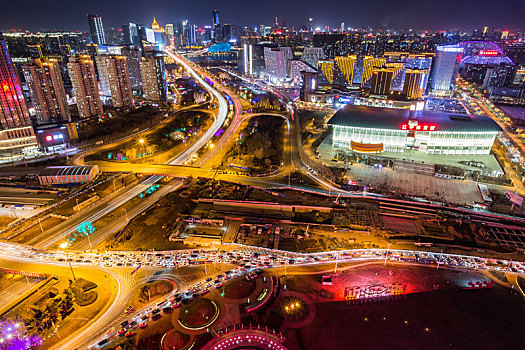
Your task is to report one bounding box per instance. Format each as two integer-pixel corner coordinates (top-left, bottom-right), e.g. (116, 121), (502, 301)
(87, 14), (106, 45)
(288, 60), (316, 83)
(429, 45), (463, 96)
(0, 32), (37, 156)
(402, 69), (427, 100)
(96, 55), (134, 108)
(22, 58), (71, 124)
(369, 68), (393, 95)
(121, 46), (142, 90)
(67, 55), (103, 118)
(139, 54), (166, 103)
(302, 47), (325, 68)
(329, 105), (501, 155)
(264, 47), (293, 81)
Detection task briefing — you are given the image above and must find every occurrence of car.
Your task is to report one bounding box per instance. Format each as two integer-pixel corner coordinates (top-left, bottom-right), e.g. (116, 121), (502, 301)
(129, 321), (137, 328)
(163, 307), (174, 314)
(152, 314), (161, 321)
(125, 331), (136, 337)
(152, 308), (160, 315)
(205, 277), (212, 282)
(121, 320), (129, 327)
(97, 339), (109, 347)
(118, 329), (127, 336)
(139, 322), (148, 329)
(141, 315), (149, 321)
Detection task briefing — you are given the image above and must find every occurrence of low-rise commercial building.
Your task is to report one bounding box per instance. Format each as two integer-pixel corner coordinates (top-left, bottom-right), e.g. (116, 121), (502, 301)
(38, 165), (99, 185)
(328, 105), (501, 155)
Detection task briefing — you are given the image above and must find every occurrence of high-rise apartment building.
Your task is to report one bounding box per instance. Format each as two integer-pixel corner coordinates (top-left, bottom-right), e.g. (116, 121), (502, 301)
(302, 47), (325, 68)
(430, 45), (463, 96)
(121, 46), (142, 90)
(96, 55), (134, 108)
(264, 47), (293, 81)
(0, 32), (37, 156)
(67, 55), (103, 117)
(139, 54), (166, 103)
(87, 14), (106, 45)
(402, 69), (428, 100)
(22, 58), (71, 124)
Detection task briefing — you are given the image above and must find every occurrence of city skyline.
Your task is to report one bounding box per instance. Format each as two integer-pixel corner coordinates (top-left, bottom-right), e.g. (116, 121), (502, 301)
(1, 0), (525, 32)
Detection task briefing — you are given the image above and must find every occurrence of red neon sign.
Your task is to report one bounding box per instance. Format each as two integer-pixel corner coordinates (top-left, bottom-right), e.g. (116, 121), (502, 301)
(45, 135), (53, 142)
(401, 124), (436, 131)
(479, 50), (500, 56)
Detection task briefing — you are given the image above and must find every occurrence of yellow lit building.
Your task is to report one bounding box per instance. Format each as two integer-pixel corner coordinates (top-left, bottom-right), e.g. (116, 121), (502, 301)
(318, 60), (334, 84)
(335, 56), (356, 85)
(361, 56), (386, 86)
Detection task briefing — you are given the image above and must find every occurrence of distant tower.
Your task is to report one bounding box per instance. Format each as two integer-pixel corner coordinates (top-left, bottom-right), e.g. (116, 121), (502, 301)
(212, 10), (222, 41)
(87, 14), (106, 45)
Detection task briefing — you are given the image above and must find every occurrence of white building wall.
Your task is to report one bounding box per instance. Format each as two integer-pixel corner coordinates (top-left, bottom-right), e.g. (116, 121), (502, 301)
(332, 125), (498, 155)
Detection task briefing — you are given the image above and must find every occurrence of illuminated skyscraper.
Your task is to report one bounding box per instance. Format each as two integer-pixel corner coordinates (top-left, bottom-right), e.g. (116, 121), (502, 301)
(96, 55), (134, 108)
(212, 10), (222, 41)
(430, 45), (463, 96)
(67, 55), (103, 117)
(87, 14), (106, 45)
(140, 54), (166, 103)
(22, 58), (71, 124)
(0, 32), (37, 156)
(402, 69), (428, 100)
(0, 34), (31, 128)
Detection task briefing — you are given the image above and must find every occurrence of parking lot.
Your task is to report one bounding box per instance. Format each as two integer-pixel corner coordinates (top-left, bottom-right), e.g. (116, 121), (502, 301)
(347, 164), (485, 205)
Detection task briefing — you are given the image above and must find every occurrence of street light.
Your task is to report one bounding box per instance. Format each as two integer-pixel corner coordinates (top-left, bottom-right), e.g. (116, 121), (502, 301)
(60, 242), (76, 281)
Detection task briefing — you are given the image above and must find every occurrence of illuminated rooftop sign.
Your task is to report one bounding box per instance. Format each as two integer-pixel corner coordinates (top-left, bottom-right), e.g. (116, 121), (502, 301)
(479, 50), (500, 56)
(401, 124), (436, 131)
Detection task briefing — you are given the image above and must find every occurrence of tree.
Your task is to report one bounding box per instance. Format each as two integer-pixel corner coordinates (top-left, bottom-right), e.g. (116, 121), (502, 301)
(60, 289), (75, 318)
(125, 147), (137, 160)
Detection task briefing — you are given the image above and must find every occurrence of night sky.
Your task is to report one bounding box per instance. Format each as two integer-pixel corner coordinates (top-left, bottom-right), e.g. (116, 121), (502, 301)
(1, 0), (524, 32)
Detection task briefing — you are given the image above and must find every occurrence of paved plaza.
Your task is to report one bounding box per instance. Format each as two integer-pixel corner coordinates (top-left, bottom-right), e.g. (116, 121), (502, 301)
(347, 164), (489, 205)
